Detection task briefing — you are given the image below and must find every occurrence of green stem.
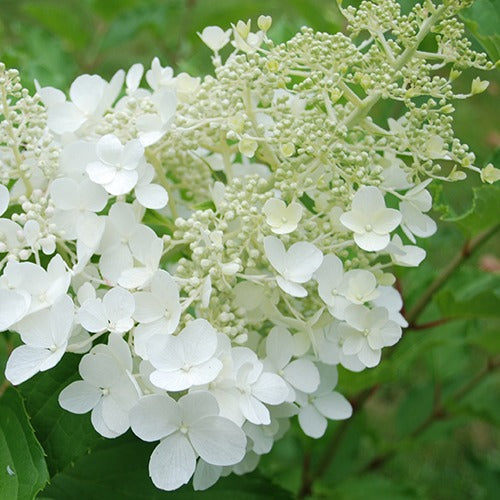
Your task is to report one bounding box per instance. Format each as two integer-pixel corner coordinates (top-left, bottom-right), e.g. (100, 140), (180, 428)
(406, 224), (499, 326)
(1, 81), (33, 197)
(344, 4), (447, 128)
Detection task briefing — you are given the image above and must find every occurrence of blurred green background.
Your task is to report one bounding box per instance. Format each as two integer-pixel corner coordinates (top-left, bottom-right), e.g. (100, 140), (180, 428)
(1, 1), (499, 499)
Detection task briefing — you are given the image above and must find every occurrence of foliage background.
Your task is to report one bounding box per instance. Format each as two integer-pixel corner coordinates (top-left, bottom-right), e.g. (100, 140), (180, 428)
(0, 0), (499, 498)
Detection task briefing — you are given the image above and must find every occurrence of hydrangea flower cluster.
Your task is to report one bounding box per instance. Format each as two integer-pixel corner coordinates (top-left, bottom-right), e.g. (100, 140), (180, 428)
(0, 0), (496, 491)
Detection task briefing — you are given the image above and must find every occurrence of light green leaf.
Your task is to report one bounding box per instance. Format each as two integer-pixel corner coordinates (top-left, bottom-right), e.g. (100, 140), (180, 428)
(0, 388), (49, 499)
(435, 286), (500, 319)
(441, 184), (500, 236)
(460, 0), (500, 62)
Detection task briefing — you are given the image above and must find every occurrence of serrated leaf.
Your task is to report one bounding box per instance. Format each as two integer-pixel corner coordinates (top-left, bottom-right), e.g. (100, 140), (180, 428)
(441, 184), (500, 236)
(0, 388), (49, 499)
(17, 354), (104, 475)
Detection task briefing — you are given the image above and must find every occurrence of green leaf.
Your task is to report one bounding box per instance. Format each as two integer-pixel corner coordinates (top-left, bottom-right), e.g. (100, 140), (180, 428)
(0, 388), (49, 499)
(396, 383), (434, 437)
(41, 432), (292, 499)
(441, 184), (500, 236)
(435, 286), (500, 319)
(22, 1), (91, 51)
(326, 474), (419, 500)
(460, 0), (500, 62)
(18, 354), (104, 475)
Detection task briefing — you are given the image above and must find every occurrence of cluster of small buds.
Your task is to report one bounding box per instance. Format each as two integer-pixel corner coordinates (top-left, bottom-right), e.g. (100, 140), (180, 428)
(0, 0), (497, 492)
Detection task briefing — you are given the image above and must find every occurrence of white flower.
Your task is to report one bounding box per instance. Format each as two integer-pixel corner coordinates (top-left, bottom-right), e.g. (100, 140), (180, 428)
(86, 134), (144, 196)
(130, 391), (247, 491)
(198, 26), (232, 53)
(313, 322), (366, 372)
(97, 203), (160, 284)
(339, 304), (402, 368)
(339, 269), (379, 305)
(232, 347), (289, 425)
(340, 186), (401, 251)
(5, 295), (74, 385)
(44, 71), (124, 135)
(262, 198), (303, 234)
(59, 333), (140, 438)
(263, 236), (323, 297)
(145, 57), (174, 91)
(387, 234), (426, 267)
(134, 163), (169, 209)
(399, 182), (437, 243)
(263, 326), (320, 401)
(78, 286), (135, 334)
(296, 364), (352, 438)
(132, 270), (181, 359)
(316, 254), (350, 318)
(147, 319), (223, 391)
(371, 286), (408, 328)
(0, 255), (71, 316)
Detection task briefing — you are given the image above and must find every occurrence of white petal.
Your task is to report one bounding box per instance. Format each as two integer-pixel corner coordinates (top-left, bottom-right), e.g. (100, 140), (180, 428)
(314, 392), (353, 420)
(70, 74), (105, 114)
(78, 298), (107, 333)
(189, 416), (246, 466)
(49, 178), (79, 210)
(90, 399), (120, 438)
(5, 345), (51, 385)
(284, 242), (323, 283)
(283, 359), (320, 394)
(96, 135), (122, 165)
(265, 326), (293, 369)
(193, 460), (222, 491)
(354, 231), (390, 252)
(86, 161), (116, 185)
(101, 395), (130, 435)
(351, 186), (385, 214)
(0, 184), (9, 216)
(179, 391), (220, 425)
(276, 276), (307, 297)
(126, 63), (144, 91)
(149, 433), (196, 491)
(79, 352), (122, 387)
(180, 319), (217, 365)
(252, 372), (288, 405)
(58, 380), (102, 414)
(263, 236), (286, 275)
(47, 101), (85, 134)
(239, 393), (270, 425)
(130, 394), (180, 441)
(135, 183), (168, 209)
(104, 170), (138, 196)
(298, 404), (327, 438)
(0, 289), (30, 331)
(133, 292), (163, 323)
(103, 287), (135, 324)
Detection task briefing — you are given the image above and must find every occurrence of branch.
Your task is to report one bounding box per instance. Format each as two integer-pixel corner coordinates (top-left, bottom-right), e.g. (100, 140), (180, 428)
(406, 224), (499, 326)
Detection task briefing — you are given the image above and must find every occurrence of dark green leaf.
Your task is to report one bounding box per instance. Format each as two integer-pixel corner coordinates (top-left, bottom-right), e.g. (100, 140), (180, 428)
(42, 432), (292, 499)
(0, 388), (49, 499)
(18, 354), (104, 475)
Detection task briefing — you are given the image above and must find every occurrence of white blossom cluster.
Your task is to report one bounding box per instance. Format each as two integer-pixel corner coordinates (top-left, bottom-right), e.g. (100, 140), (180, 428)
(0, 0), (496, 492)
